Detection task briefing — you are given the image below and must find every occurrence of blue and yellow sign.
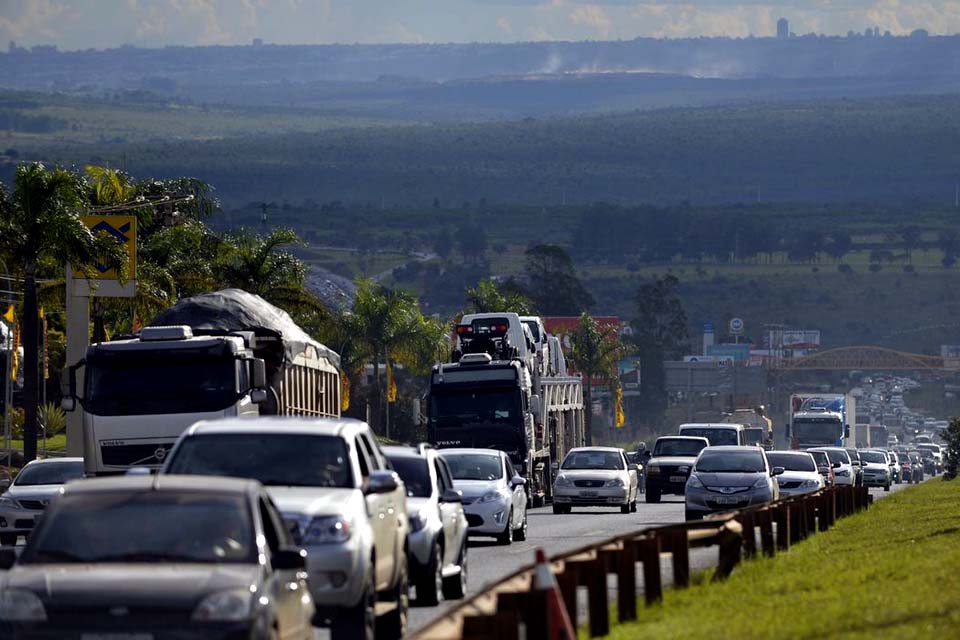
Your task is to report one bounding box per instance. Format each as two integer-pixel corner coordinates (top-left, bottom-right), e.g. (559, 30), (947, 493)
(79, 215), (137, 280)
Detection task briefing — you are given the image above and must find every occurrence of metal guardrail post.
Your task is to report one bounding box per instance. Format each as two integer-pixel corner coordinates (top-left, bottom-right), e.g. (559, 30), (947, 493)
(610, 543), (636, 622)
(758, 508), (776, 556)
(666, 528), (691, 586)
(713, 520), (744, 581)
(788, 501), (803, 545)
(737, 511), (757, 558)
(587, 553), (609, 637)
(462, 608), (520, 640)
(774, 504), (790, 551)
(639, 535), (663, 605)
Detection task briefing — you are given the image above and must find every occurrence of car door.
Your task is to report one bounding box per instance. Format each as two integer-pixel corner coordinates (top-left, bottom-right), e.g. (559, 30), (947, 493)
(621, 451), (637, 499)
(504, 456), (525, 528)
(433, 455), (461, 568)
(355, 435), (394, 590)
(258, 495), (309, 639)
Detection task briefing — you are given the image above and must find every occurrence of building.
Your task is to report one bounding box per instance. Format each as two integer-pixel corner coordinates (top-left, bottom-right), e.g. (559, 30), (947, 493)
(777, 18), (790, 40)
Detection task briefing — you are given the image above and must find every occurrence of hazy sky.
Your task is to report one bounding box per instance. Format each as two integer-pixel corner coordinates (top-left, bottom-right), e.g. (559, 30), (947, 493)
(1, 1), (958, 50)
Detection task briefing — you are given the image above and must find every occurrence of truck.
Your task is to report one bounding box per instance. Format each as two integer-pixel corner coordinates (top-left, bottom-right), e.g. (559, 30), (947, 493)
(787, 393), (856, 450)
(720, 407), (773, 449)
(868, 424), (889, 450)
(63, 289), (341, 476)
(428, 315), (584, 505)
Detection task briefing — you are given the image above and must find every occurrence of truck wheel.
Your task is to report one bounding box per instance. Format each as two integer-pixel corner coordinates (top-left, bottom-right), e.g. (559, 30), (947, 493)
(332, 564), (375, 640)
(513, 510), (527, 541)
(442, 543), (468, 600)
(645, 489), (661, 504)
(415, 544), (443, 607)
(496, 510), (514, 545)
(377, 558), (408, 640)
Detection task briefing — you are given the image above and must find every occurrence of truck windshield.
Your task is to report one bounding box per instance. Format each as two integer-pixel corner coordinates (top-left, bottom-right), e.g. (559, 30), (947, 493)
(793, 418), (841, 445)
(84, 353), (238, 416)
(430, 389), (521, 427)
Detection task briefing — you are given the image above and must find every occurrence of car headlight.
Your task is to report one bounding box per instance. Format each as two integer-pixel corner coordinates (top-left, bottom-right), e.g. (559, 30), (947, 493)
(646, 464), (661, 476)
(752, 476), (769, 489)
(478, 491), (503, 504)
(192, 588), (253, 622)
(686, 474), (704, 489)
(801, 479), (820, 487)
(0, 589), (46, 621)
(409, 511), (428, 533)
(835, 469), (850, 477)
(555, 474), (572, 487)
(604, 477), (625, 488)
(0, 497), (17, 509)
(301, 515), (352, 545)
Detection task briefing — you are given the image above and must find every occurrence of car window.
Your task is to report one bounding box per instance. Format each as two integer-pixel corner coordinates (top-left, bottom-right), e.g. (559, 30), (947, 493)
(561, 450), (625, 470)
(436, 458), (455, 491)
(258, 497), (281, 552)
(15, 461), (84, 487)
(696, 450), (766, 473)
(359, 433), (382, 470)
(654, 439), (708, 457)
(504, 457), (516, 480)
(443, 453), (502, 481)
(766, 453), (816, 472)
(387, 455), (432, 498)
(355, 437), (371, 480)
(433, 459), (448, 493)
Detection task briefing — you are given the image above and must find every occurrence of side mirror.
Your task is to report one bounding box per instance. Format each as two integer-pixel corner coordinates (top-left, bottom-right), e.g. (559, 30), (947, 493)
(529, 395), (541, 416)
(271, 547), (307, 571)
(510, 475), (527, 488)
(0, 548), (16, 570)
(250, 388), (268, 405)
(771, 466), (785, 477)
(251, 358), (267, 390)
(61, 397), (76, 412)
(365, 470), (399, 495)
(832, 462), (841, 469)
(441, 489), (462, 503)
(628, 464), (640, 473)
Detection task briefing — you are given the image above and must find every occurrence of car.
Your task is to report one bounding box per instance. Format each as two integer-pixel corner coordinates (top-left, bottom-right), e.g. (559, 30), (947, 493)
(898, 450), (917, 484)
(887, 451), (903, 484)
(845, 448), (865, 486)
(0, 457), (84, 546)
(0, 474), (314, 639)
(807, 447), (855, 486)
(915, 444), (943, 474)
(914, 434), (933, 445)
(642, 436), (709, 503)
(858, 449), (891, 491)
(162, 418), (409, 640)
(887, 435), (900, 446)
(552, 446), (640, 514)
(684, 446), (783, 521)
(440, 448), (528, 545)
(383, 445), (468, 606)
(765, 451), (825, 497)
(808, 449), (837, 487)
(916, 448), (938, 476)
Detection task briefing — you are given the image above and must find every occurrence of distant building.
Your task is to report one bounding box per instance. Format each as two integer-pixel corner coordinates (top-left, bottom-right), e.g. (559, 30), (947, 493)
(911, 29), (930, 39)
(252, 38), (264, 47)
(777, 18), (790, 39)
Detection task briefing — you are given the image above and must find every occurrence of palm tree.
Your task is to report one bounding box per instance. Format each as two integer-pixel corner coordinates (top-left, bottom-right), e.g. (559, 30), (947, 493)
(466, 279), (534, 315)
(218, 227), (306, 303)
(568, 313), (625, 446)
(0, 163), (125, 463)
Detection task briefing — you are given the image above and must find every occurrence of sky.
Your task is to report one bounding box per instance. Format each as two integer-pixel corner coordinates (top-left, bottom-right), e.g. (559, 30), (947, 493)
(1, 0), (959, 50)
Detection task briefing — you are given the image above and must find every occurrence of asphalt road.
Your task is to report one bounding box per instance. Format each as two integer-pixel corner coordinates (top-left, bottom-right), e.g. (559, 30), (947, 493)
(407, 481), (913, 634)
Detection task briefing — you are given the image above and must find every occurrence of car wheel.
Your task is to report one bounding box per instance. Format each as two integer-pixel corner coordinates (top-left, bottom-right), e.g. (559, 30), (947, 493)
(332, 563), (375, 640)
(630, 499), (637, 512)
(0, 533), (16, 546)
(377, 557), (408, 640)
(496, 510), (514, 545)
(552, 504), (564, 514)
(513, 509), (527, 541)
(442, 543), (468, 600)
(645, 489), (661, 504)
(415, 543), (443, 607)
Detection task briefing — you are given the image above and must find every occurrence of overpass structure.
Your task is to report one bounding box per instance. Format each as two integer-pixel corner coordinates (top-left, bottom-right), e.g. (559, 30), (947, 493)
(770, 346), (949, 371)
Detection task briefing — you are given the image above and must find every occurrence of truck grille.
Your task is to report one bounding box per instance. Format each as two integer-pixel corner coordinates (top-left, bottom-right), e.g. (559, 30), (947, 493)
(100, 443), (173, 467)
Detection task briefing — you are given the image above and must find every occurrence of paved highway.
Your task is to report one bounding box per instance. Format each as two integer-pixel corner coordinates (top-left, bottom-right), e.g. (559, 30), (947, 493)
(407, 483), (911, 633)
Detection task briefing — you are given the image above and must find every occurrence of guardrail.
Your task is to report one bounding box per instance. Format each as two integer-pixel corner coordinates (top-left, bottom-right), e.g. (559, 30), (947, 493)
(412, 484), (872, 640)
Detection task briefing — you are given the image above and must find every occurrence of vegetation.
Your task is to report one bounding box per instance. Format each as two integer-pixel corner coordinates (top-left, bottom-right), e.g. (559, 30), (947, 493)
(603, 480), (960, 640)
(568, 313), (626, 445)
(632, 276), (689, 425)
(943, 417), (960, 480)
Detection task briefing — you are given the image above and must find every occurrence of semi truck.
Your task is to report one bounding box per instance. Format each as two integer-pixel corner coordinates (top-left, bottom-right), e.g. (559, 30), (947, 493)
(63, 289), (341, 476)
(428, 315), (584, 505)
(787, 393), (857, 450)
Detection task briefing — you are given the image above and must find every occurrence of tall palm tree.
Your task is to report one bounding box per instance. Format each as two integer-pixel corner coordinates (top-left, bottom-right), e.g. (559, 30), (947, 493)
(465, 279), (534, 315)
(568, 313), (625, 446)
(0, 163), (125, 463)
(218, 227), (306, 303)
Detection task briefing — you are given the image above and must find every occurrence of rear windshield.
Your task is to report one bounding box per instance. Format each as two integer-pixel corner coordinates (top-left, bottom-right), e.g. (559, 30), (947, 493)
(765, 453), (816, 472)
(387, 456), (432, 498)
(653, 439), (707, 457)
(696, 450), (766, 473)
(808, 451), (829, 466)
(15, 461), (84, 487)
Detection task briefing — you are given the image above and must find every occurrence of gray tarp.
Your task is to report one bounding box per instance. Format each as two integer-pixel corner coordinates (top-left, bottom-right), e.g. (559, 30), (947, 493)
(149, 289), (340, 368)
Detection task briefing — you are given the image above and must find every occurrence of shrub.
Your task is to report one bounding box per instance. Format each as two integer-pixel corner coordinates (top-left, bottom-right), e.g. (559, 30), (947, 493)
(38, 402), (67, 436)
(942, 417), (960, 480)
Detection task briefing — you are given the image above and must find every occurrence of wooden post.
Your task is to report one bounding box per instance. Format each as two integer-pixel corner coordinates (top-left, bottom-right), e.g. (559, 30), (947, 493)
(613, 543), (637, 622)
(667, 529), (691, 587)
(557, 566), (579, 631)
(738, 511), (757, 558)
(639, 536), (662, 605)
(774, 504), (790, 551)
(463, 609), (521, 640)
(713, 522), (743, 581)
(806, 494), (818, 534)
(587, 554), (609, 637)
(759, 508), (776, 556)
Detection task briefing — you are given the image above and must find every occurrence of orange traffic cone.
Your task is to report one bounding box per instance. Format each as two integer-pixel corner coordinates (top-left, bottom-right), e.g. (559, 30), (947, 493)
(533, 548), (576, 640)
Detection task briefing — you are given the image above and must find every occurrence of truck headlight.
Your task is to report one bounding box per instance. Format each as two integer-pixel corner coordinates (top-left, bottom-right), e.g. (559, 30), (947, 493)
(192, 588), (252, 622)
(604, 478), (624, 488)
(302, 515), (352, 544)
(0, 589), (46, 621)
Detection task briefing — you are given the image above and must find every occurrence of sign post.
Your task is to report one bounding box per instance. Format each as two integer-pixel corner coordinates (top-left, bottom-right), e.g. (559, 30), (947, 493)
(65, 215), (137, 456)
(729, 317), (744, 345)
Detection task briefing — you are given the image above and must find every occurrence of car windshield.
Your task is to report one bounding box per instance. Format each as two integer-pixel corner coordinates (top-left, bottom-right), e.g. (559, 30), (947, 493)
(165, 434), (353, 488)
(21, 491), (255, 565)
(695, 450), (766, 473)
(15, 461), (84, 487)
(562, 451), (624, 470)
(653, 439), (707, 457)
(766, 453), (816, 472)
(387, 455), (432, 498)
(859, 451), (887, 463)
(680, 428), (739, 446)
(817, 449), (850, 465)
(443, 453), (503, 481)
(809, 451), (830, 467)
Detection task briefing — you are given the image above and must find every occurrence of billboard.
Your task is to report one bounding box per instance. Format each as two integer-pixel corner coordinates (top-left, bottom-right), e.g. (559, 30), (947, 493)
(766, 329), (821, 350)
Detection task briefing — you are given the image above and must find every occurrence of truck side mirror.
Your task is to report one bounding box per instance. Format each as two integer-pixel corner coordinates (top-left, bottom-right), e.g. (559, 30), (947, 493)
(251, 358), (267, 389)
(845, 425), (851, 439)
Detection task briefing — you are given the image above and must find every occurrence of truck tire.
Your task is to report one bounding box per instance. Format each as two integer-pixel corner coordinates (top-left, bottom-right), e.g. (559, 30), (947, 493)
(442, 543), (468, 600)
(415, 544), (443, 607)
(496, 510), (513, 545)
(332, 564), (375, 640)
(645, 489), (661, 504)
(377, 558), (408, 640)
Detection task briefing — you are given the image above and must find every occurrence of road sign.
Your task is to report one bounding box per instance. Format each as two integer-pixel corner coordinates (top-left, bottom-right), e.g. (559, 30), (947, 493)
(729, 317), (744, 336)
(703, 323), (715, 333)
(78, 215), (137, 281)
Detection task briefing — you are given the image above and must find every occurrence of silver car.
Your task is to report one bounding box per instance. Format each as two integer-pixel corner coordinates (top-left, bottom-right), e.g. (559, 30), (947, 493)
(383, 445), (468, 606)
(685, 446), (783, 521)
(440, 449), (528, 545)
(552, 447), (639, 514)
(859, 449), (892, 491)
(0, 457), (84, 546)
(765, 451), (824, 498)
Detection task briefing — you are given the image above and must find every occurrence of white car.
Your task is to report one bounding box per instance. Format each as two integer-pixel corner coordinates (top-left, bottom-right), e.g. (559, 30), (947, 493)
(887, 451), (903, 484)
(163, 418), (410, 640)
(859, 449), (892, 491)
(552, 447), (639, 514)
(0, 457), (84, 546)
(440, 449), (528, 545)
(807, 447), (855, 486)
(765, 451), (824, 497)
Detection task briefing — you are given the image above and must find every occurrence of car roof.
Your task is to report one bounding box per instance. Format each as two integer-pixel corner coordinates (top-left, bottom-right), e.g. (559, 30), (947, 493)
(700, 445), (763, 452)
(767, 450), (813, 456)
(22, 457), (84, 466)
(60, 474), (260, 497)
(184, 417), (371, 438)
(655, 436), (709, 442)
(438, 448), (503, 457)
(382, 445), (427, 459)
(567, 446), (623, 454)
(680, 423), (743, 429)
(808, 446), (846, 452)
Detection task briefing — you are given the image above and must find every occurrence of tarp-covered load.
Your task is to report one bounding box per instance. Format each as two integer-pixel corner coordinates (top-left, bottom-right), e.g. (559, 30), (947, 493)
(149, 288), (340, 368)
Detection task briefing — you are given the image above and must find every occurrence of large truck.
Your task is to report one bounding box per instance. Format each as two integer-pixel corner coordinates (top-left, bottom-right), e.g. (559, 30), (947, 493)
(63, 289), (341, 476)
(428, 315), (584, 504)
(721, 407), (773, 449)
(787, 393), (857, 450)
(868, 424), (890, 449)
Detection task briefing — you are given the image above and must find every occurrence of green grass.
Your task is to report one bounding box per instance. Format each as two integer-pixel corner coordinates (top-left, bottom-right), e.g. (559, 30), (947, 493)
(8, 434), (67, 454)
(600, 480), (960, 640)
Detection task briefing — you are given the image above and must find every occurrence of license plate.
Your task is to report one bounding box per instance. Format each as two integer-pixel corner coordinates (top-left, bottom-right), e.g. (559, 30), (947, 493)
(669, 476), (687, 483)
(579, 490), (598, 497)
(714, 496), (740, 504)
(82, 635), (153, 640)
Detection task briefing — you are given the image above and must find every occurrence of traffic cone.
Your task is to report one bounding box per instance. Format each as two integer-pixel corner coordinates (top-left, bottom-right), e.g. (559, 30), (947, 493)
(533, 548), (576, 640)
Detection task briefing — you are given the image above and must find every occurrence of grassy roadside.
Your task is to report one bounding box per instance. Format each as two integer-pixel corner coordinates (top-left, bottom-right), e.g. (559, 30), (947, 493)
(599, 481), (960, 640)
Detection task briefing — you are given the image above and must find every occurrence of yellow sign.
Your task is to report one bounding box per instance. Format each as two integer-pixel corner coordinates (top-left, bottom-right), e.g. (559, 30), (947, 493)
(387, 362), (398, 403)
(79, 215), (137, 280)
(614, 384), (625, 429)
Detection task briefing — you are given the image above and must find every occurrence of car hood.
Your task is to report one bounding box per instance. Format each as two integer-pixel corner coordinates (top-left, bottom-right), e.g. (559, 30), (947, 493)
(4, 563), (260, 607)
(777, 471), (821, 483)
(647, 456), (697, 467)
(6, 485), (65, 500)
(693, 472), (765, 487)
(452, 480), (501, 499)
(862, 463), (889, 472)
(557, 469), (623, 480)
(267, 486), (362, 517)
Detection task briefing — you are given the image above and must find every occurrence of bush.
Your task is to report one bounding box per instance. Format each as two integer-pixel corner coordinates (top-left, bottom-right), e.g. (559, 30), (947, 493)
(38, 402), (67, 436)
(943, 417), (960, 480)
